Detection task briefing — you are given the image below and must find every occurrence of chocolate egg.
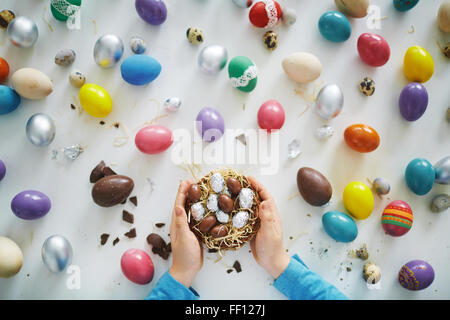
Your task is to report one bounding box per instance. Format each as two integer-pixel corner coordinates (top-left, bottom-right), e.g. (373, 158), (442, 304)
(399, 260), (434, 290)
(92, 175), (134, 207)
(188, 184), (202, 202)
(227, 177), (242, 195)
(297, 167), (332, 207)
(218, 194), (234, 213)
(199, 215), (217, 233)
(211, 225), (228, 238)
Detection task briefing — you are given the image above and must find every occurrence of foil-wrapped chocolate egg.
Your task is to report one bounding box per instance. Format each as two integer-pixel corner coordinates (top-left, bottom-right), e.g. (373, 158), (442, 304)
(164, 97), (181, 112)
(282, 7), (297, 25)
(316, 84), (344, 120)
(226, 177), (242, 195)
(216, 210), (230, 224)
(199, 215), (217, 233)
(26, 113), (56, 147)
(41, 235), (73, 273)
(7, 16), (38, 48)
(239, 188), (253, 209)
(218, 194), (233, 213)
(232, 211), (249, 229)
(435, 156), (450, 185)
(198, 44), (228, 75)
(191, 203), (205, 221)
(93, 34), (124, 68)
(210, 173), (224, 193)
(188, 184), (202, 202)
(211, 225), (228, 238)
(207, 194), (219, 212)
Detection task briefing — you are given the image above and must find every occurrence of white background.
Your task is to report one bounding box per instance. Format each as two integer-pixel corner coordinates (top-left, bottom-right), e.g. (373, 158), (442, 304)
(0, 0), (449, 300)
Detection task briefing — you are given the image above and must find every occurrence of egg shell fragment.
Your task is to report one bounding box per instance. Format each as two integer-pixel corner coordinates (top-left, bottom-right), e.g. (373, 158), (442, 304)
(121, 55), (161, 86)
(11, 68), (53, 100)
(322, 211), (358, 243)
(282, 52), (322, 84)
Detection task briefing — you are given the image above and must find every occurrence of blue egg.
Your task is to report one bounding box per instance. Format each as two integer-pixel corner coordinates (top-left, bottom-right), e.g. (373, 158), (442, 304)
(0, 85), (21, 115)
(405, 158), (435, 196)
(120, 55), (161, 86)
(322, 211), (358, 243)
(393, 0), (419, 12)
(318, 11), (351, 42)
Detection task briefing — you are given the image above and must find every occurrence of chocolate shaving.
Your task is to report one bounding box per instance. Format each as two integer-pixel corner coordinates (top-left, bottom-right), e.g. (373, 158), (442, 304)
(155, 223), (165, 228)
(112, 237), (120, 246)
(122, 210), (134, 224)
(101, 166), (117, 176)
(120, 199), (127, 205)
(129, 196), (138, 206)
(124, 228), (136, 238)
(113, 122), (120, 128)
(233, 261), (242, 273)
(146, 233), (171, 260)
(90, 160), (106, 183)
(100, 233), (110, 245)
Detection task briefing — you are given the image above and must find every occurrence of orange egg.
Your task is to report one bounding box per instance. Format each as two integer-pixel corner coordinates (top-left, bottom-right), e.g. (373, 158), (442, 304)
(344, 124), (380, 153)
(0, 58), (10, 82)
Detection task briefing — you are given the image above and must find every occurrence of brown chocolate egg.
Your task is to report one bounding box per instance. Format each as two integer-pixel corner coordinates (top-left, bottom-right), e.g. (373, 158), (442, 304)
(226, 177), (242, 195)
(297, 167), (332, 206)
(210, 225), (228, 238)
(92, 175), (134, 207)
(218, 194), (234, 213)
(188, 184), (202, 202)
(199, 215), (217, 233)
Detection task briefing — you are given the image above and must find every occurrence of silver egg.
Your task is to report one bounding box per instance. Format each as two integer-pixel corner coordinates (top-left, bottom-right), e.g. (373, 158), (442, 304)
(373, 177), (390, 195)
(26, 113), (56, 147)
(93, 34), (124, 68)
(7, 16), (39, 48)
(198, 44), (228, 75)
(431, 194), (449, 213)
(42, 235), (73, 273)
(164, 97), (182, 112)
(232, 0), (253, 8)
(316, 84), (344, 120)
(282, 7), (297, 26)
(435, 156), (450, 185)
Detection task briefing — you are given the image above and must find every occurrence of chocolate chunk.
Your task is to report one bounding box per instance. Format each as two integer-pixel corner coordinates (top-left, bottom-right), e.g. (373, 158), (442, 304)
(233, 261), (242, 273)
(90, 160), (106, 183)
(112, 237), (120, 246)
(100, 233), (110, 245)
(129, 196), (138, 206)
(122, 210), (134, 224)
(101, 166), (117, 176)
(146, 233), (171, 260)
(166, 242), (171, 252)
(113, 122), (120, 128)
(99, 121), (105, 125)
(155, 223), (166, 228)
(208, 248), (218, 253)
(124, 228), (136, 238)
(70, 104), (76, 110)
(92, 175), (134, 207)
(227, 269), (234, 274)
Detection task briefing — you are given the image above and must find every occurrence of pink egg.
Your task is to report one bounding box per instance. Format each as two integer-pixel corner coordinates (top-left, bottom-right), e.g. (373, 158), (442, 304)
(135, 125), (173, 154)
(257, 100), (285, 132)
(121, 249), (154, 285)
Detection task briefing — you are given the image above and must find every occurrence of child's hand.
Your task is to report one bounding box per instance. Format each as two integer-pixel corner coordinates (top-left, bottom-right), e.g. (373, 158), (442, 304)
(248, 176), (290, 279)
(169, 180), (203, 287)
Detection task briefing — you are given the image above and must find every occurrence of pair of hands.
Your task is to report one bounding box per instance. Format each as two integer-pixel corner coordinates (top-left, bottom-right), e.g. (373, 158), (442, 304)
(169, 177), (290, 288)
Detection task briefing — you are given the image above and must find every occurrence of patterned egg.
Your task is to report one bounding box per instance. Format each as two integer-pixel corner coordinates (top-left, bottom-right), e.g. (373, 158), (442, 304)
(405, 158), (435, 195)
(263, 30), (278, 51)
(357, 33), (390, 67)
(398, 260), (434, 291)
(11, 190), (51, 220)
(69, 69), (86, 88)
(55, 48), (76, 66)
(393, 0), (419, 12)
(11, 68), (53, 100)
(0, 85), (20, 115)
(249, 0), (282, 28)
(130, 36), (147, 54)
(404, 46), (434, 83)
(121, 55), (161, 86)
(344, 124), (380, 153)
(438, 1), (450, 33)
(322, 211), (358, 243)
(335, 0), (369, 18)
(318, 11), (351, 42)
(434, 156), (450, 185)
(207, 194), (219, 212)
(50, 0), (81, 21)
(343, 182), (374, 220)
(228, 56), (258, 93)
(0, 10), (15, 30)
(359, 77), (375, 96)
(381, 200), (413, 237)
(79, 83), (112, 117)
(239, 188), (253, 209)
(232, 211), (249, 229)
(186, 27), (204, 45)
(430, 194), (449, 213)
(372, 177), (390, 195)
(191, 202), (205, 221)
(233, 0), (253, 8)
(210, 173), (225, 193)
(135, 125), (173, 154)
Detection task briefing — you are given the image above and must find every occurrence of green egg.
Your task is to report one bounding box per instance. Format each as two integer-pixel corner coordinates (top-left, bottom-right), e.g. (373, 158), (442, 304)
(50, 0), (82, 22)
(228, 56), (258, 93)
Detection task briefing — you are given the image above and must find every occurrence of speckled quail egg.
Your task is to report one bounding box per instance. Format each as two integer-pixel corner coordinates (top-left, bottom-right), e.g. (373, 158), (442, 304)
(263, 30), (278, 51)
(359, 77), (375, 96)
(186, 27), (204, 45)
(69, 69), (86, 88)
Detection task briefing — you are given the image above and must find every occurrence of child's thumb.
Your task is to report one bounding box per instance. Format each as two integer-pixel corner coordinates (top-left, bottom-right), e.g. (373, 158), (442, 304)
(174, 206), (189, 231)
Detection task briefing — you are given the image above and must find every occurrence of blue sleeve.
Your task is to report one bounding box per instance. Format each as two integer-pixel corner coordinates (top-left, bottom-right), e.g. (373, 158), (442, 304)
(274, 255), (348, 300)
(145, 271), (200, 300)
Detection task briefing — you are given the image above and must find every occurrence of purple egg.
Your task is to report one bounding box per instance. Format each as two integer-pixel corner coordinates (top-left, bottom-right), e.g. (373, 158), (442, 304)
(11, 190), (51, 220)
(196, 107), (225, 142)
(135, 0), (167, 26)
(399, 83), (428, 122)
(398, 259), (435, 291)
(0, 160), (5, 181)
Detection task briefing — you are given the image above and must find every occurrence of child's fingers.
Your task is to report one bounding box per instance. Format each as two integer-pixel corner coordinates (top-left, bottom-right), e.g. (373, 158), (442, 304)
(247, 176), (272, 201)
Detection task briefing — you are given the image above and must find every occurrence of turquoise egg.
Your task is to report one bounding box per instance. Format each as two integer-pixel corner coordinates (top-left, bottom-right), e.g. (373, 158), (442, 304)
(120, 55), (161, 86)
(0, 85), (21, 115)
(318, 11), (351, 42)
(393, 0), (419, 12)
(405, 158), (435, 195)
(322, 211), (358, 242)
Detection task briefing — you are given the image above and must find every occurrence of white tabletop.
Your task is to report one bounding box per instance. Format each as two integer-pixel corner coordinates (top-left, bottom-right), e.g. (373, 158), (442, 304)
(0, 0), (449, 300)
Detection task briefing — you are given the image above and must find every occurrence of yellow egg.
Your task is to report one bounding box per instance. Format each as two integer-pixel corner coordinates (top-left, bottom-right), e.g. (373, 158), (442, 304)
(79, 83), (112, 118)
(403, 46), (434, 83)
(343, 182), (374, 220)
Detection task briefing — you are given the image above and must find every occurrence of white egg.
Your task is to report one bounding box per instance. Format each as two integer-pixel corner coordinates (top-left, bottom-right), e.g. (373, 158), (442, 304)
(0, 236), (23, 278)
(11, 68), (53, 100)
(282, 52), (322, 84)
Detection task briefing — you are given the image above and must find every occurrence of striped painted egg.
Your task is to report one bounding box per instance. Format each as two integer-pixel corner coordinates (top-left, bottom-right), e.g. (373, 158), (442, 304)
(381, 200), (413, 237)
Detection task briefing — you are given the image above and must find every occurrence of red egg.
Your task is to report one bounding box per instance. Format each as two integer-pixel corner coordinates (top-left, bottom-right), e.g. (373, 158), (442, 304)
(0, 57), (10, 82)
(249, 1), (282, 28)
(135, 125), (173, 154)
(381, 200), (413, 237)
(121, 249), (154, 285)
(344, 124), (380, 153)
(257, 100), (285, 132)
(357, 33), (391, 67)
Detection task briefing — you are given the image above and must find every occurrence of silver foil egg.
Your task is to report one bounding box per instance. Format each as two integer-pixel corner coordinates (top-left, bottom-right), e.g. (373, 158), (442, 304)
(191, 202), (205, 221)
(93, 34), (124, 68)
(210, 173), (225, 193)
(26, 113), (56, 147)
(207, 194), (219, 212)
(431, 194), (449, 213)
(435, 156), (450, 185)
(7, 16), (39, 48)
(198, 44), (228, 75)
(216, 210), (230, 224)
(130, 36), (147, 54)
(373, 178), (390, 195)
(239, 188), (254, 209)
(316, 84), (344, 120)
(282, 7), (297, 26)
(232, 211), (249, 229)
(164, 97), (182, 112)
(42, 235), (73, 273)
